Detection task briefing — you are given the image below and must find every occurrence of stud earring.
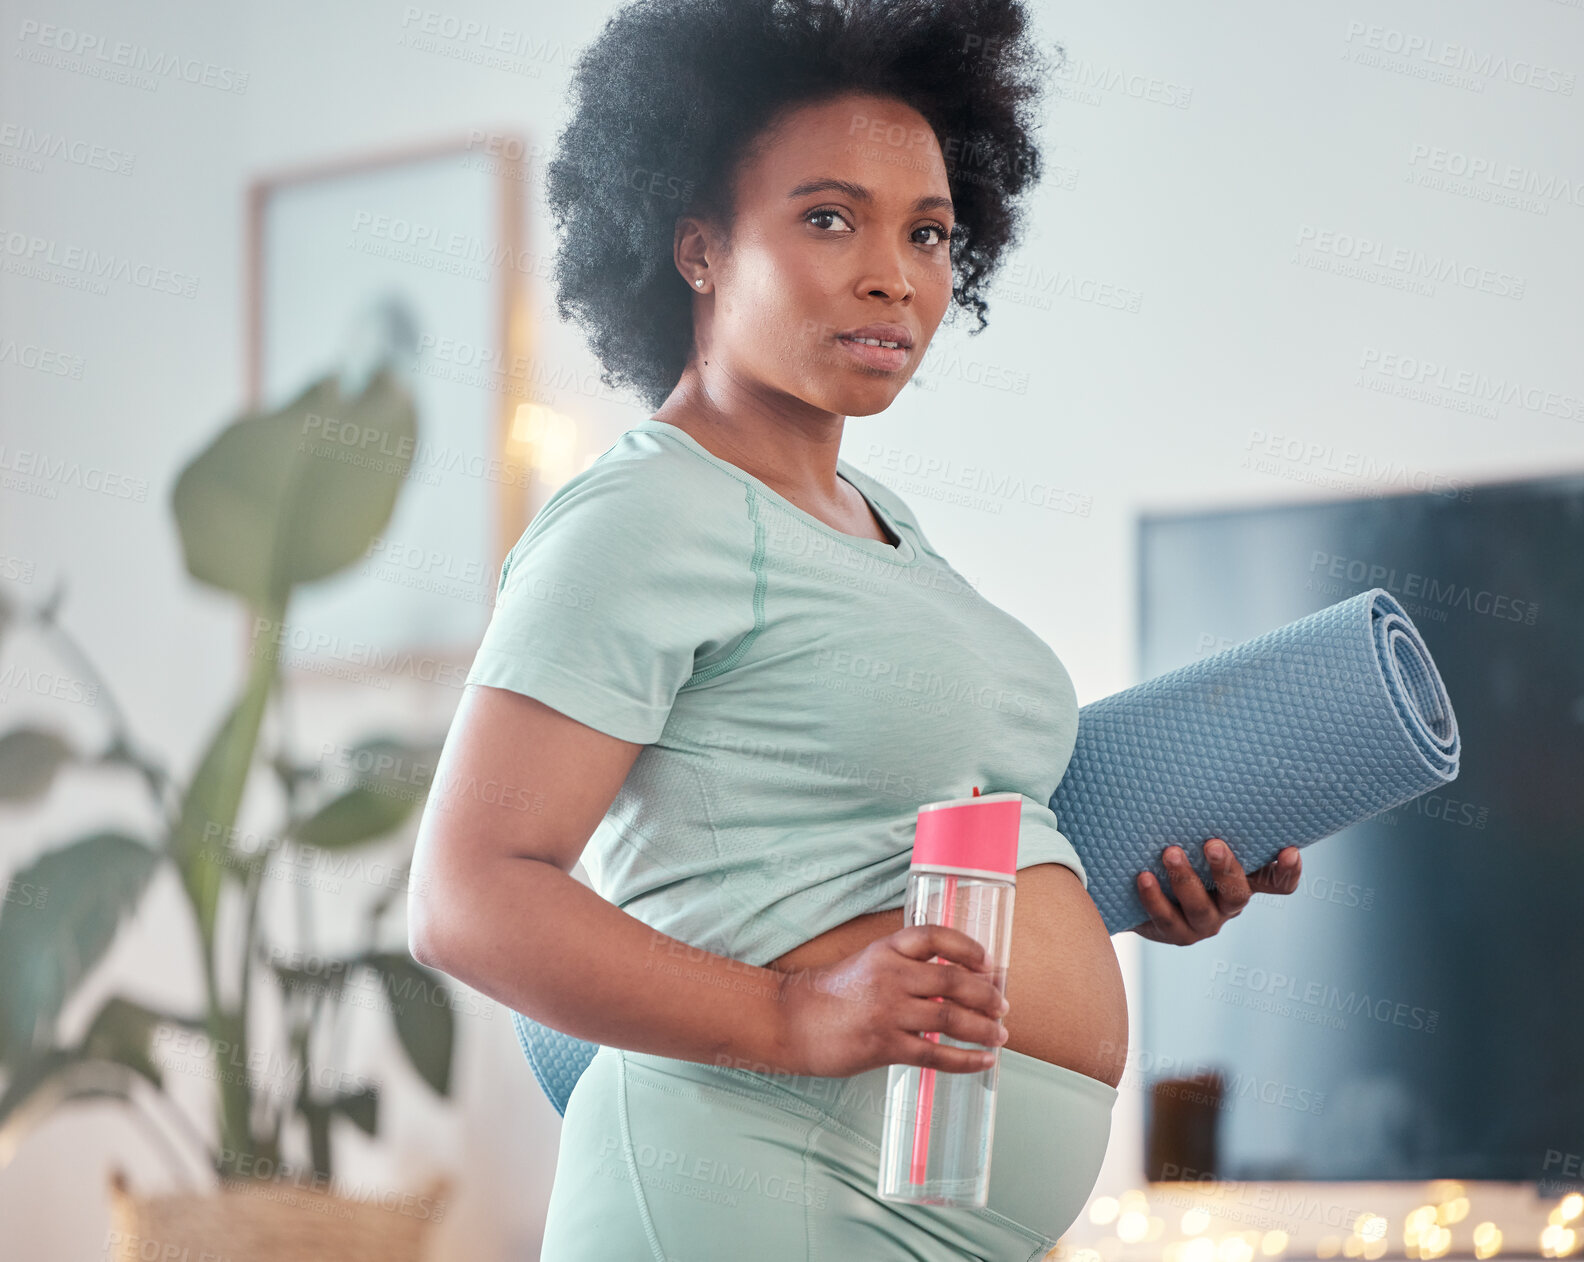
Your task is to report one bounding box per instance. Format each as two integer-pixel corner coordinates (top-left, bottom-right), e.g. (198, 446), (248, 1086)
(694, 277), (705, 288)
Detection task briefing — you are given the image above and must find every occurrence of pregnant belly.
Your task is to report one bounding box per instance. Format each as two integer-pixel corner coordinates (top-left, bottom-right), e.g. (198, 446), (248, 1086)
(764, 862), (1130, 1088)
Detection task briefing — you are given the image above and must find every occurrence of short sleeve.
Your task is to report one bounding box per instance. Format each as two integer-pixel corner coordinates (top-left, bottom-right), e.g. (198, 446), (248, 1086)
(1018, 795), (1089, 890)
(464, 450), (756, 744)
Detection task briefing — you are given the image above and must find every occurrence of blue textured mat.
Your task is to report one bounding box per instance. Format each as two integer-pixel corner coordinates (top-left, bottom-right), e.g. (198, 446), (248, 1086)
(509, 587), (1461, 1115)
(1054, 586), (1459, 932)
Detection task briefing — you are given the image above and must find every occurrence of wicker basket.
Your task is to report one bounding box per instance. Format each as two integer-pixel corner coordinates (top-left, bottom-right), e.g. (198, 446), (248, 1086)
(106, 1166), (451, 1262)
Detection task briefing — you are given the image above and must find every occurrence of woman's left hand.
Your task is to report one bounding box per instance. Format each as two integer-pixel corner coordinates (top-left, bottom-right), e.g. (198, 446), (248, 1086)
(1129, 838), (1302, 944)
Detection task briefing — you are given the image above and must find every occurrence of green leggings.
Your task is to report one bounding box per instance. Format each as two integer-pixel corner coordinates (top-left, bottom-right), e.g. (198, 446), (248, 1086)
(538, 1043), (1117, 1260)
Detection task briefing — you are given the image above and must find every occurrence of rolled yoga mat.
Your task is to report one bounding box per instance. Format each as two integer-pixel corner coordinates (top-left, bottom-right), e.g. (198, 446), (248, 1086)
(509, 586), (1461, 1115)
(1054, 586), (1460, 933)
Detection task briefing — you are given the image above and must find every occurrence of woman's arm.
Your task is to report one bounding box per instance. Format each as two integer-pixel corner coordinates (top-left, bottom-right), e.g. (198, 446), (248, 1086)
(408, 684), (794, 1072)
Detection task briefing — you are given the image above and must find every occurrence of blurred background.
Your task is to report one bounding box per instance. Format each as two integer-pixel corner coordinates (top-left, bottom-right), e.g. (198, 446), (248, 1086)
(2, 0), (1580, 1258)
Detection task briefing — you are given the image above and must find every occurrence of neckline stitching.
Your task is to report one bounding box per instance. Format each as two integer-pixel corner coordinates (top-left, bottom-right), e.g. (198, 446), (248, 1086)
(835, 469), (901, 548)
(636, 419), (923, 567)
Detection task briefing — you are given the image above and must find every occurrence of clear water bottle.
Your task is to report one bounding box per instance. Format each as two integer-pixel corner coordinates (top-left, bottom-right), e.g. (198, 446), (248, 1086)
(877, 787), (1020, 1208)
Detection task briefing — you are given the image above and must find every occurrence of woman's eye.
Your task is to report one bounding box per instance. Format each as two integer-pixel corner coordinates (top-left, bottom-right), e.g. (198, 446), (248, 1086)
(804, 210), (953, 246)
(806, 209), (852, 232)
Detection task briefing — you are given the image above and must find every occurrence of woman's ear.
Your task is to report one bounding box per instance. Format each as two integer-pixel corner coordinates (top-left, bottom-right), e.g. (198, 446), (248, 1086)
(674, 214), (712, 292)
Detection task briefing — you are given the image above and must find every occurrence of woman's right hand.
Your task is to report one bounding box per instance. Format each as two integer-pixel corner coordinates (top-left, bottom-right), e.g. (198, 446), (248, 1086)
(771, 924), (1010, 1078)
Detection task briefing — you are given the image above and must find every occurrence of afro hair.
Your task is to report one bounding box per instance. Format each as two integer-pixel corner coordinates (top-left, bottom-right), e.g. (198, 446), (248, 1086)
(544, 0), (1064, 411)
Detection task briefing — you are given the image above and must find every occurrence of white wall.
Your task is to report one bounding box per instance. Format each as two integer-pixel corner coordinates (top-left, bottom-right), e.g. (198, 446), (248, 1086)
(2, 0), (1579, 1257)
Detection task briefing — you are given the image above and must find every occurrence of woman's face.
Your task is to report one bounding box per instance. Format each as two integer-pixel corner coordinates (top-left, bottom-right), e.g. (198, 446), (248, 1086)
(681, 91), (957, 419)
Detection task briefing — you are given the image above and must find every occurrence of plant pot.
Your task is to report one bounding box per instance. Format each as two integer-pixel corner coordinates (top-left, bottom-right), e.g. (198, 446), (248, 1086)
(106, 1166), (451, 1262)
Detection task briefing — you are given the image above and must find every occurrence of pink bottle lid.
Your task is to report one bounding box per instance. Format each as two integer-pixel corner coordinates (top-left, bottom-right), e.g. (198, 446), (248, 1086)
(911, 786), (1023, 881)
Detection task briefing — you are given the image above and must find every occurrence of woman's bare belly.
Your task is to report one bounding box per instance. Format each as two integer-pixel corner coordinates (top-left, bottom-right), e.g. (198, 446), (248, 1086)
(764, 862), (1129, 1088)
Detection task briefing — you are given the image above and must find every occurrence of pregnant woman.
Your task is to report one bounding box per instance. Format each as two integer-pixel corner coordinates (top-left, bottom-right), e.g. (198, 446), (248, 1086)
(409, 1), (1302, 1257)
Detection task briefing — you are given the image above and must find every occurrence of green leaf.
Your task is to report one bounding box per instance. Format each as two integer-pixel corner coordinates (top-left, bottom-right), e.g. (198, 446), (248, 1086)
(0, 833), (160, 1066)
(299, 1097), (333, 1178)
(294, 738), (438, 850)
(0, 728), (76, 802)
(79, 996), (202, 1091)
(0, 1049), (139, 1166)
(331, 1086), (379, 1136)
(265, 953), (351, 1003)
(171, 366), (418, 606)
(169, 666), (272, 949)
(359, 953), (453, 1097)
(293, 788), (413, 850)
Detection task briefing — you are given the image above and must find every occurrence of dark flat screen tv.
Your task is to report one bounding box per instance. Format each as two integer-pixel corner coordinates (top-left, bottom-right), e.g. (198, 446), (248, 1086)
(1135, 471), (1583, 1183)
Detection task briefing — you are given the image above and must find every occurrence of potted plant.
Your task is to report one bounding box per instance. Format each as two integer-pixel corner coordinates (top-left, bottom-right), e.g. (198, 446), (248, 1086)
(0, 364), (457, 1259)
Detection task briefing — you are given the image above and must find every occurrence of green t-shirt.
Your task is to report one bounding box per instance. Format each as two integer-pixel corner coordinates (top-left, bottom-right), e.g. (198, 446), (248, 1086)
(465, 417), (1088, 966)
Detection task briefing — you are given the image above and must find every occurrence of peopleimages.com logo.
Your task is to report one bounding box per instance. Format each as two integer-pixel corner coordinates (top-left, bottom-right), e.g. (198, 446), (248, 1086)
(1206, 960), (1439, 1035)
(1307, 550), (1539, 624)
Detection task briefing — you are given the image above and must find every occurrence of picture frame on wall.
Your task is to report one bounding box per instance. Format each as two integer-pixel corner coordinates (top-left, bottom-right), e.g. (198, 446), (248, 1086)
(244, 133), (539, 682)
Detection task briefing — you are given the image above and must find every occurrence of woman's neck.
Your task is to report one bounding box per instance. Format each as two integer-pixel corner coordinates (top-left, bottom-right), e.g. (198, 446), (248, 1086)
(651, 372), (848, 506)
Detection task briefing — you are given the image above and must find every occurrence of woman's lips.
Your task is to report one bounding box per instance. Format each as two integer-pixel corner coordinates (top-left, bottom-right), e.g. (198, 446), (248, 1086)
(835, 334), (909, 372)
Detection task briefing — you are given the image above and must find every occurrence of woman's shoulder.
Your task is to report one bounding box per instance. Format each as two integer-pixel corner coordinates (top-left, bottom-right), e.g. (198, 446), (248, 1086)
(521, 423), (756, 548)
(493, 422), (759, 626)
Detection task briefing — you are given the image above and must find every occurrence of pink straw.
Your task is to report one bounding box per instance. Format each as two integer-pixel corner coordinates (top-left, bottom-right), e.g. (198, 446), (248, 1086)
(909, 871), (957, 1186)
